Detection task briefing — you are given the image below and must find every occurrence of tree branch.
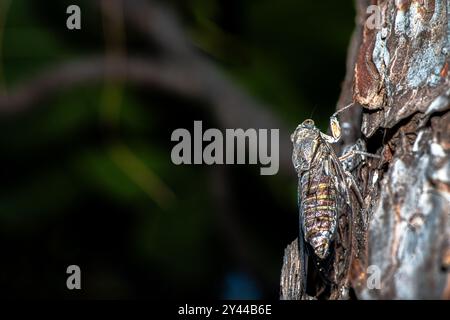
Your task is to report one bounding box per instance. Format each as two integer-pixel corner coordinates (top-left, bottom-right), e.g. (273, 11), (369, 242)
(113, 0), (294, 175)
(0, 56), (201, 114)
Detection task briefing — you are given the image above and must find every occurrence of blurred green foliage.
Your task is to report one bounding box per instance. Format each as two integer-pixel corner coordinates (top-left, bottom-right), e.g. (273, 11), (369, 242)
(0, 0), (354, 298)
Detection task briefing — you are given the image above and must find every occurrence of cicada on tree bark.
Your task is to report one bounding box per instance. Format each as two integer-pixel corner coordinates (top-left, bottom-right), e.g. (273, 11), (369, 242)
(290, 103), (379, 299)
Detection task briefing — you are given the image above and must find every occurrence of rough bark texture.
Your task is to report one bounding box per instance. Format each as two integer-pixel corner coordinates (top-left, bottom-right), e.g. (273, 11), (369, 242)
(280, 240), (303, 300)
(281, 0), (450, 299)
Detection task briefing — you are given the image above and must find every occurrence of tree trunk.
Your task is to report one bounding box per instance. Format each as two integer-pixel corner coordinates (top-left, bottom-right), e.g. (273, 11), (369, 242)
(281, 0), (450, 300)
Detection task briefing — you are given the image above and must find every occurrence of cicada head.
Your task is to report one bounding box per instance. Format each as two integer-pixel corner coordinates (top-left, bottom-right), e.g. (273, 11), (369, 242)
(291, 119), (320, 174)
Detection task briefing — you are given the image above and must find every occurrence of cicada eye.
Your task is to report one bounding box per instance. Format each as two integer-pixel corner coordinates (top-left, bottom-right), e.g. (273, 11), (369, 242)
(302, 119), (315, 127)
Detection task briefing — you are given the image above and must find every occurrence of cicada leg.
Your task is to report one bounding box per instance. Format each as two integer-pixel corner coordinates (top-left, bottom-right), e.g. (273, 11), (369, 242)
(339, 142), (380, 206)
(339, 149), (380, 162)
(344, 171), (364, 206)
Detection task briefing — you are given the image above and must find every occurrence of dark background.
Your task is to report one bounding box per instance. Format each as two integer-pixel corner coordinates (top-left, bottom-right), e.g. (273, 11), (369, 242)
(0, 0), (355, 299)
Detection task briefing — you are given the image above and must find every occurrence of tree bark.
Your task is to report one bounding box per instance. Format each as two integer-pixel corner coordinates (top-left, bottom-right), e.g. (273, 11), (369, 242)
(281, 0), (450, 300)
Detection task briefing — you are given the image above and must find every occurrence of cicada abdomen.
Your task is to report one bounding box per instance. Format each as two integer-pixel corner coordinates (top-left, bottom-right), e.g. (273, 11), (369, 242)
(300, 163), (338, 261)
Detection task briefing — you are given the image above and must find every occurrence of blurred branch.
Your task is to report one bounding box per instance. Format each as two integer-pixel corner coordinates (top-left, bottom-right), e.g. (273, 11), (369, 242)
(99, 0), (176, 210)
(118, 0), (192, 59)
(0, 0), (294, 175)
(0, 56), (202, 114)
(100, 0), (127, 126)
(109, 0), (294, 175)
(0, 0), (11, 93)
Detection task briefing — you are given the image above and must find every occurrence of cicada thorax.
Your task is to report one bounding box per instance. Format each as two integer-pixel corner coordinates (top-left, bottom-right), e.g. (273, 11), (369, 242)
(300, 158), (339, 261)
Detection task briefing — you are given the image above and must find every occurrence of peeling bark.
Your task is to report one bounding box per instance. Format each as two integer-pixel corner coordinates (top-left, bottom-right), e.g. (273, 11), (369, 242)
(281, 0), (450, 299)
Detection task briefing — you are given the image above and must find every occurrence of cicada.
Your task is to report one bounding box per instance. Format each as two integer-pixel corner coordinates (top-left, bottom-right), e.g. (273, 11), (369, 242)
(291, 104), (378, 299)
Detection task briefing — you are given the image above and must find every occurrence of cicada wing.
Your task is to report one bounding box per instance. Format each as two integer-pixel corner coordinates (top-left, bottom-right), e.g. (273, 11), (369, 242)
(297, 181), (308, 299)
(329, 154), (354, 295)
(334, 199), (353, 289)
